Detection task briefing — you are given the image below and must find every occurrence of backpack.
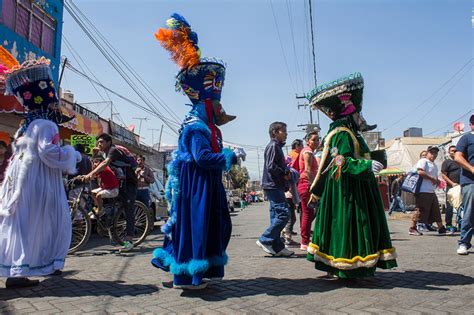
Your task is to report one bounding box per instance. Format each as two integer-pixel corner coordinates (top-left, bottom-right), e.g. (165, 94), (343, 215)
(109, 145), (138, 184)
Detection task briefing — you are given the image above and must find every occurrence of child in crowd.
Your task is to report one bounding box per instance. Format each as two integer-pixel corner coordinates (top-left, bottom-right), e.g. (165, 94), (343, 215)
(257, 121), (294, 257)
(89, 154), (119, 216)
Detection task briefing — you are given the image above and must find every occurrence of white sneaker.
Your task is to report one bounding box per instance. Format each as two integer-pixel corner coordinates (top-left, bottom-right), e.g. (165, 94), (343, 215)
(275, 248), (294, 257)
(256, 240), (276, 255)
(457, 244), (469, 255)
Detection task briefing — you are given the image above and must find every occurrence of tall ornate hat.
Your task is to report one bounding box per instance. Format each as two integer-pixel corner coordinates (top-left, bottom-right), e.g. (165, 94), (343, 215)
(4, 56), (59, 110)
(155, 13), (235, 125)
(306, 72), (364, 121)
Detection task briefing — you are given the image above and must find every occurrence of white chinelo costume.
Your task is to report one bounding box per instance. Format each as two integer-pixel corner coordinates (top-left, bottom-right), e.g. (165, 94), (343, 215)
(0, 50), (80, 278)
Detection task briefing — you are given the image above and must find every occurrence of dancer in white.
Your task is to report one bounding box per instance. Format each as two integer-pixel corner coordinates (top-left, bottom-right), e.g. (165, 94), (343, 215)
(0, 50), (80, 288)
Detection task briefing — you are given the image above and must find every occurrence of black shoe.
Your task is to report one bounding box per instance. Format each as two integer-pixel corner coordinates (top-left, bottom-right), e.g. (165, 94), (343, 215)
(50, 270), (62, 276)
(5, 277), (40, 289)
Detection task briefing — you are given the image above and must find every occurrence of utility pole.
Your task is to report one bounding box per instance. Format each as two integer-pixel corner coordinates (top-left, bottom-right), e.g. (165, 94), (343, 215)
(157, 124), (164, 152)
(132, 117), (150, 136)
(296, 94), (320, 134)
(148, 127), (161, 149)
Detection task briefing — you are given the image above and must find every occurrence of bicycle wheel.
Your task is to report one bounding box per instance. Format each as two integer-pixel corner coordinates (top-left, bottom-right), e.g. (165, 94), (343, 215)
(111, 200), (152, 247)
(68, 202), (92, 254)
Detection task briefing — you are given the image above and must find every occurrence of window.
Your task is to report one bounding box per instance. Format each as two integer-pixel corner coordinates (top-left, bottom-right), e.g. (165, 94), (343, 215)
(1, 0), (57, 56)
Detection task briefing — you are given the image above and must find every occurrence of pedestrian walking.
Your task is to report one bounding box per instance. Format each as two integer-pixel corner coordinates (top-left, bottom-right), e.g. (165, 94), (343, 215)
(409, 146), (449, 235)
(454, 115), (474, 255)
(136, 155), (155, 208)
(150, 14), (243, 290)
(441, 145), (461, 232)
(298, 131), (319, 251)
(389, 174), (406, 215)
(0, 53), (80, 288)
(256, 122), (294, 257)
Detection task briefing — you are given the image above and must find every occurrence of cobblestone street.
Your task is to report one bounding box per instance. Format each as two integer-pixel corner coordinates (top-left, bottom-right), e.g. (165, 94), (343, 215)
(1, 202), (473, 314)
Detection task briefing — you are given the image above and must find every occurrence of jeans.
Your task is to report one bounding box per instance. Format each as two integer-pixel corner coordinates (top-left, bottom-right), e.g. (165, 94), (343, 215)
(459, 183), (474, 247)
(259, 189), (290, 253)
(389, 195), (406, 214)
(136, 188), (151, 207)
(283, 198), (296, 238)
(121, 184), (137, 238)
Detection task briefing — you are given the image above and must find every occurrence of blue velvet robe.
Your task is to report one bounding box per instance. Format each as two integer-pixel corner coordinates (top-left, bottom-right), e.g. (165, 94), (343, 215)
(151, 120), (235, 286)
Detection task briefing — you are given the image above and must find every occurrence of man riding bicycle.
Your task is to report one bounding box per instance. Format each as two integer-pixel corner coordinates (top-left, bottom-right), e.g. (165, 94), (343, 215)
(82, 133), (138, 252)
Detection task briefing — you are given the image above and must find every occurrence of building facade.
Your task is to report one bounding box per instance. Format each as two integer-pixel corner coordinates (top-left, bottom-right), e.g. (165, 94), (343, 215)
(0, 0), (63, 82)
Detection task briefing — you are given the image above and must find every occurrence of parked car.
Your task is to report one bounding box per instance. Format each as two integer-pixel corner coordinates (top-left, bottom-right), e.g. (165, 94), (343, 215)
(149, 172), (168, 222)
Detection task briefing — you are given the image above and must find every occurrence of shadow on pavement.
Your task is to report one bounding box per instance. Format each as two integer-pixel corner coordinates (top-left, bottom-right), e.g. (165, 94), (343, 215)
(180, 269), (474, 300)
(0, 272), (159, 301)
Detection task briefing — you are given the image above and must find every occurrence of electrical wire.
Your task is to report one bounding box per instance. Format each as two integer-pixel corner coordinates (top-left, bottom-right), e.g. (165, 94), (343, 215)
(425, 110), (473, 136)
(269, 0), (297, 94)
(382, 58), (473, 132)
(68, 1), (182, 124)
(64, 1), (180, 134)
(412, 64), (472, 126)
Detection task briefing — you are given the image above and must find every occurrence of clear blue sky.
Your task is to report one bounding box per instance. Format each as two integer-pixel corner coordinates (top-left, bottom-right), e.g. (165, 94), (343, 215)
(61, 0), (472, 180)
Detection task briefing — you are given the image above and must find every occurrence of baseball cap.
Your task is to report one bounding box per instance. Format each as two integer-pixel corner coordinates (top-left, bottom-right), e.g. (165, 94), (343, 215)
(427, 145), (439, 152)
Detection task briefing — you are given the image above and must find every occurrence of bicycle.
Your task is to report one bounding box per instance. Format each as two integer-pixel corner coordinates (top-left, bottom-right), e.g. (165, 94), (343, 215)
(66, 177), (153, 254)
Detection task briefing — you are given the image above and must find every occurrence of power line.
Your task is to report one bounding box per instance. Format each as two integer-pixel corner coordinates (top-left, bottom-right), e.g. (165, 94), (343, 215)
(412, 65), (472, 126)
(68, 1), (182, 124)
(65, 62), (180, 132)
(382, 58), (473, 132)
(64, 1), (180, 135)
(425, 110), (473, 136)
(269, 0), (297, 94)
(286, 0), (302, 92)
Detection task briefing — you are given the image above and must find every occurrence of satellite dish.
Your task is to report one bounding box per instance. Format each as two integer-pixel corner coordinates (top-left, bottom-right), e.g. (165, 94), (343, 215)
(453, 122), (465, 133)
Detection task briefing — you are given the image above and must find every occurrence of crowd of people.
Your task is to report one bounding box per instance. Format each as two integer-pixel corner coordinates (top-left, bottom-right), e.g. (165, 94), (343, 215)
(0, 14), (471, 291)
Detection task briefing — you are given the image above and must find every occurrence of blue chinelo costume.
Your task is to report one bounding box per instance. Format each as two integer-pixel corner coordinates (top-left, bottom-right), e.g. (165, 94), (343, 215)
(151, 14), (238, 287)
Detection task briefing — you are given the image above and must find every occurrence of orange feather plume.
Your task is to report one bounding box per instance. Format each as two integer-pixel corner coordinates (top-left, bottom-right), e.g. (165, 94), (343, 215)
(154, 27), (200, 70)
(0, 46), (19, 70)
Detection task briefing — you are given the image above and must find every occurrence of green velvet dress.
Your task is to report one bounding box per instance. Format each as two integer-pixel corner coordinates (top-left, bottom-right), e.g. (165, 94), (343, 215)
(307, 118), (397, 278)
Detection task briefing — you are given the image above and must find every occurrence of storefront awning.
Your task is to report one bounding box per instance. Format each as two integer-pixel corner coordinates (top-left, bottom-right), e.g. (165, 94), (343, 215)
(0, 95), (23, 113)
(0, 95), (103, 136)
(60, 107), (103, 136)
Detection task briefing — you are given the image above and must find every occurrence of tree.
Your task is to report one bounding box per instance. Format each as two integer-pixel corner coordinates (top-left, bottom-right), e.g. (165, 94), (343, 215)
(228, 165), (249, 190)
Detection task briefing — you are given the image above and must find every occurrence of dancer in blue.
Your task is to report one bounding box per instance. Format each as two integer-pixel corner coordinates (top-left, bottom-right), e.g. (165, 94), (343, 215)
(151, 14), (244, 290)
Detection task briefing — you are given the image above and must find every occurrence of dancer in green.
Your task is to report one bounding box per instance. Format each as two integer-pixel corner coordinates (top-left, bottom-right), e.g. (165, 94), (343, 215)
(306, 73), (397, 278)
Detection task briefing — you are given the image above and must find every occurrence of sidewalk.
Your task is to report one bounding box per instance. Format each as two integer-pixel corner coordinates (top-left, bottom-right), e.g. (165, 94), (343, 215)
(0, 202), (473, 314)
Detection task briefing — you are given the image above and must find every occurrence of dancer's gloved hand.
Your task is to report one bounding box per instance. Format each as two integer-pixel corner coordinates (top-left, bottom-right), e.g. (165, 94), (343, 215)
(233, 147), (247, 161)
(371, 160), (384, 174)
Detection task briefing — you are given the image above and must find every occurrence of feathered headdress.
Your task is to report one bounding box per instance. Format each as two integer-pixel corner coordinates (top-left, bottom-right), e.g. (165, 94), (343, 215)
(0, 46), (19, 94)
(154, 13), (201, 70)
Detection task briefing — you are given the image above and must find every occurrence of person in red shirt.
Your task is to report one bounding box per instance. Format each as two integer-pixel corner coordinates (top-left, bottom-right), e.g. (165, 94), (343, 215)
(297, 131), (320, 251)
(90, 154), (119, 216)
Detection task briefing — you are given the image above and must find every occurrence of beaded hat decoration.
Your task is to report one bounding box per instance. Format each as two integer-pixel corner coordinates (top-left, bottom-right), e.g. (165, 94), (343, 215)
(4, 56), (59, 110)
(154, 14), (227, 105)
(307, 72), (364, 121)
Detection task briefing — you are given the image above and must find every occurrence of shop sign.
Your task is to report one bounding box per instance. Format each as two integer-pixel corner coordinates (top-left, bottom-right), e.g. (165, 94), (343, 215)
(71, 134), (96, 155)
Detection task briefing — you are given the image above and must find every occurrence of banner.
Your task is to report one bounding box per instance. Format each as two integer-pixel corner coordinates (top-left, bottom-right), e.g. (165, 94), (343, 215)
(71, 134), (96, 155)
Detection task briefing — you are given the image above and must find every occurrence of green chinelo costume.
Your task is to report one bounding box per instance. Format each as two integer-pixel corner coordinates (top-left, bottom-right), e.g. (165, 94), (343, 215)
(306, 73), (397, 278)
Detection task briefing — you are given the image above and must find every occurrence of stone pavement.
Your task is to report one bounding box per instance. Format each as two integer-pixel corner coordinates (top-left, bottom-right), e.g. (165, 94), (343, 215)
(1, 202), (473, 314)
